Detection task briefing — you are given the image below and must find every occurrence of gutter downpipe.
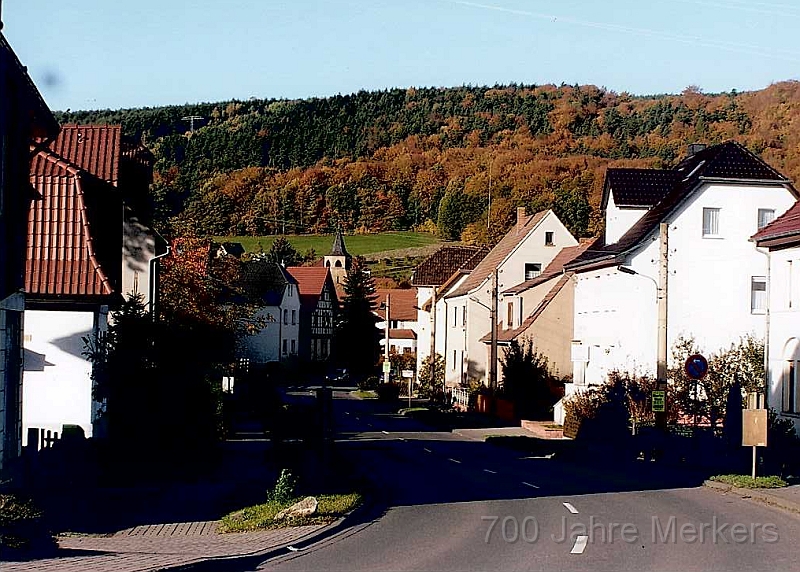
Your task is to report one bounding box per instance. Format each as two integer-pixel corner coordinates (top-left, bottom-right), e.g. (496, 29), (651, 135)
(755, 245), (771, 410)
(149, 230), (171, 321)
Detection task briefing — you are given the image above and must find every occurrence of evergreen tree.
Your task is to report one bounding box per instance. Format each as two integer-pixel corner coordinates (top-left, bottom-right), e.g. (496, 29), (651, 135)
(267, 236), (302, 266)
(336, 257), (380, 376)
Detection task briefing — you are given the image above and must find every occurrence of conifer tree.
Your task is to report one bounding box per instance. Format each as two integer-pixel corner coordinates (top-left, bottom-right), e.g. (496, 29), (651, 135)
(337, 257), (380, 375)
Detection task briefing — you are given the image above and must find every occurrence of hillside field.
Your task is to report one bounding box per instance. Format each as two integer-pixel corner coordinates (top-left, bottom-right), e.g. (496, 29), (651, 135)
(217, 231), (442, 257)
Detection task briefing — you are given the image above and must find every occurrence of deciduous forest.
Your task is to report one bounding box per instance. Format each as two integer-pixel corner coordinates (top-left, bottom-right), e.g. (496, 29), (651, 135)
(59, 81), (800, 245)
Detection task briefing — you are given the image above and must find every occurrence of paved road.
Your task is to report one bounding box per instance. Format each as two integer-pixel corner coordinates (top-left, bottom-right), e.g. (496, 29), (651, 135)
(261, 392), (800, 571)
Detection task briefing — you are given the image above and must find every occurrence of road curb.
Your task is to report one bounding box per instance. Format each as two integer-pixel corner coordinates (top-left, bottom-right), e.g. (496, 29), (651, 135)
(164, 498), (375, 572)
(703, 480), (800, 515)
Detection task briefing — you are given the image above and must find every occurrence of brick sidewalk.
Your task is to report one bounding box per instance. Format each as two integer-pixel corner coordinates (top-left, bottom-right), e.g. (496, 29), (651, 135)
(4, 521), (327, 572)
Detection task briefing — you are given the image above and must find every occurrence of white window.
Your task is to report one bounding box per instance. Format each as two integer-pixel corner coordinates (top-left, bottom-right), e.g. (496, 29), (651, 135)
(291, 309), (296, 325)
(461, 305), (466, 326)
(282, 339), (288, 355)
(453, 307), (458, 327)
(283, 309), (289, 324)
(789, 260), (794, 310)
(758, 208), (775, 230)
(525, 263), (542, 280)
(702, 207), (720, 236)
(751, 276), (767, 314)
(452, 350), (457, 369)
(545, 231), (554, 246)
(291, 339), (296, 354)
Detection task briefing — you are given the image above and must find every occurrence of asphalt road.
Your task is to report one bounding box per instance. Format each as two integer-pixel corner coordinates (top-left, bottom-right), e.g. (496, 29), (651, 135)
(260, 392), (800, 571)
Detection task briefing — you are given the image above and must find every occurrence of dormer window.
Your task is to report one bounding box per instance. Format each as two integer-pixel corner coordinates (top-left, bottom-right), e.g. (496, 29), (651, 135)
(545, 232), (554, 246)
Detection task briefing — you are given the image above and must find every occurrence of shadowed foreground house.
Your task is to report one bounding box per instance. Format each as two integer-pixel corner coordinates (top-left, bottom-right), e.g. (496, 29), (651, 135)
(286, 267), (337, 366)
(0, 33), (58, 484)
(23, 125), (163, 442)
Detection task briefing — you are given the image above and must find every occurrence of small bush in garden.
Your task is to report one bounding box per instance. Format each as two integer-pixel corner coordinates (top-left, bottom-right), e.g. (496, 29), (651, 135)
(358, 376), (380, 391)
(0, 494), (56, 553)
(267, 469), (297, 504)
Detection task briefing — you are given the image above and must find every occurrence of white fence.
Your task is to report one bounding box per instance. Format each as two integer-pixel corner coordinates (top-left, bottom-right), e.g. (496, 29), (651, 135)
(451, 387), (470, 411)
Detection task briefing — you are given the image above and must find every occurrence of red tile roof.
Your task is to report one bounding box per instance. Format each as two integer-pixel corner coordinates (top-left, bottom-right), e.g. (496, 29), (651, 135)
(286, 267), (336, 310)
(44, 125), (122, 186)
(374, 289), (418, 321)
(411, 245), (486, 286)
(752, 200), (800, 245)
(388, 329), (417, 340)
(446, 210), (549, 299)
(27, 153), (117, 299)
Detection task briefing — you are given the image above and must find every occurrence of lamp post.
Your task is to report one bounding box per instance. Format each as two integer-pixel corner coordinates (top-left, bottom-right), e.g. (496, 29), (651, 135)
(470, 268), (500, 390)
(617, 220), (670, 429)
(383, 294), (391, 384)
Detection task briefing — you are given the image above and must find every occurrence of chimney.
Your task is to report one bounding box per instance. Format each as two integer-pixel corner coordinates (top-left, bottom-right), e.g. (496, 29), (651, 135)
(687, 143), (706, 157)
(516, 206), (527, 230)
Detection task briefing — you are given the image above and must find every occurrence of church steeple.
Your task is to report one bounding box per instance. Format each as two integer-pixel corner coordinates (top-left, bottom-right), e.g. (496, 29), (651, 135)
(324, 229), (352, 285)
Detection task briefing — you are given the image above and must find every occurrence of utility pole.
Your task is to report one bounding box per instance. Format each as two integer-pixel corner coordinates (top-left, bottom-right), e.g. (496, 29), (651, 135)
(656, 222), (669, 429)
(430, 287), (438, 396)
(384, 293), (391, 385)
(489, 269), (499, 391)
(181, 115), (204, 133)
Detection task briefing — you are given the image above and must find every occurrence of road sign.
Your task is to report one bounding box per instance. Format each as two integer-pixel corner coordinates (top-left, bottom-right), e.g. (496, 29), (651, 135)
(684, 354), (709, 380)
(382, 361), (391, 373)
(743, 409), (768, 447)
(401, 369), (414, 379)
(652, 390), (666, 412)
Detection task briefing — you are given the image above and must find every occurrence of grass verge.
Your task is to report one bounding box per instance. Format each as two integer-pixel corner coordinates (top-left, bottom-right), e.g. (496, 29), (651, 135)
(219, 493), (363, 533)
(709, 474), (788, 489)
(351, 390), (378, 399)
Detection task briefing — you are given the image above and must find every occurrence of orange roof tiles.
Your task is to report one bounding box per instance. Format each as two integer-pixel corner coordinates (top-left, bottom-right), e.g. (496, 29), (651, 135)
(27, 154), (116, 298)
(374, 289), (417, 321)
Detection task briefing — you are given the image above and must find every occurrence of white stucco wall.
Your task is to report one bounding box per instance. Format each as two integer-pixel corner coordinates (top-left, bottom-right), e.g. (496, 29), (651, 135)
(22, 310), (97, 442)
(574, 182), (796, 386)
(766, 245), (800, 429)
(605, 192), (649, 245)
(445, 211), (578, 386)
(416, 277), (465, 374)
(122, 214), (157, 306)
(236, 290), (301, 365)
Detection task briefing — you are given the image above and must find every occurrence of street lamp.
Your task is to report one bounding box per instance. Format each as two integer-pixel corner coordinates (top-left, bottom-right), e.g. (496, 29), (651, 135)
(616, 266), (659, 299)
(379, 294), (391, 384)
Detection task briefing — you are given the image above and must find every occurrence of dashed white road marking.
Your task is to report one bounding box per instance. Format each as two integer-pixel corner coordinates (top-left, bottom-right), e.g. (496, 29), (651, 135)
(483, 469), (497, 474)
(562, 502), (579, 514)
(448, 458), (462, 464)
(381, 430), (389, 434)
(570, 535), (589, 554)
(423, 447), (432, 453)
(287, 545), (304, 552)
(521, 481), (540, 489)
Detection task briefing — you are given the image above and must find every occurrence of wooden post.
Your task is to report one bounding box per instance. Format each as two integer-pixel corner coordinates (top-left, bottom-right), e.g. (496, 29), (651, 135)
(656, 223), (669, 430)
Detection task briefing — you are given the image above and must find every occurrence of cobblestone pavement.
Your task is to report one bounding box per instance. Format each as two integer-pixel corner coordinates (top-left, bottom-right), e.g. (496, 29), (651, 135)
(4, 522), (326, 572)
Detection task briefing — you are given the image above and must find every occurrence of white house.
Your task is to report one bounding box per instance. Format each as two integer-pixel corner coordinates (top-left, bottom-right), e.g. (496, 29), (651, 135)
(412, 246), (487, 372)
(24, 125), (162, 443)
(566, 142), (798, 396)
(753, 200), (800, 429)
(443, 208), (578, 387)
(236, 260), (301, 365)
(375, 289), (420, 355)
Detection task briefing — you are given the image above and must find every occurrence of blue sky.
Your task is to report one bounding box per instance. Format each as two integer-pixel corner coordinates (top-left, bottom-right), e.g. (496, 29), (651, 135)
(6, 0), (800, 111)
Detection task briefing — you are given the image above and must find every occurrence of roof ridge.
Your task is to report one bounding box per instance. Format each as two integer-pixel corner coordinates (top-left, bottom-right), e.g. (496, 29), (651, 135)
(71, 175), (115, 296)
(32, 147), (85, 177)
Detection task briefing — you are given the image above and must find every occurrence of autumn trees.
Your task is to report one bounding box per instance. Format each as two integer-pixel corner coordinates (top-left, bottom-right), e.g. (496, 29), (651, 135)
(57, 81), (800, 247)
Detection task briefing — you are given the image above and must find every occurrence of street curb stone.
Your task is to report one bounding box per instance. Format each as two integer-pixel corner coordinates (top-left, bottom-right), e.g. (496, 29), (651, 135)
(164, 499), (373, 572)
(703, 480), (800, 515)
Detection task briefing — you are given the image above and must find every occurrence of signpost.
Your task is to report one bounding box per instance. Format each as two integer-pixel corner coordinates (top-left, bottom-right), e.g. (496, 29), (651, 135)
(652, 390), (666, 413)
(684, 354), (708, 428)
(743, 409), (768, 479)
(382, 361), (391, 374)
(401, 370), (414, 408)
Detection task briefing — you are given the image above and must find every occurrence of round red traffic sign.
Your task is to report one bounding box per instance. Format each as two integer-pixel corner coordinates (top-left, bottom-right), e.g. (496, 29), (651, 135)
(685, 354), (708, 380)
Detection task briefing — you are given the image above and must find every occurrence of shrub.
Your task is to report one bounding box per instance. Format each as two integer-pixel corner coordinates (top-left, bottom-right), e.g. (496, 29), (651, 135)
(357, 376), (380, 391)
(267, 469), (297, 504)
(376, 382), (401, 402)
(499, 338), (556, 419)
(0, 495), (56, 553)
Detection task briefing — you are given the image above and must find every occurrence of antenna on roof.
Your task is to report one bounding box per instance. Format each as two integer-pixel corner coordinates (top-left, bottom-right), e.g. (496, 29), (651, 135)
(181, 115), (204, 133)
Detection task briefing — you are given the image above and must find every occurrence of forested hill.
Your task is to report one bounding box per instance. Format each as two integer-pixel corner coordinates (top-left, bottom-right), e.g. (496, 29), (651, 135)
(57, 82), (800, 244)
